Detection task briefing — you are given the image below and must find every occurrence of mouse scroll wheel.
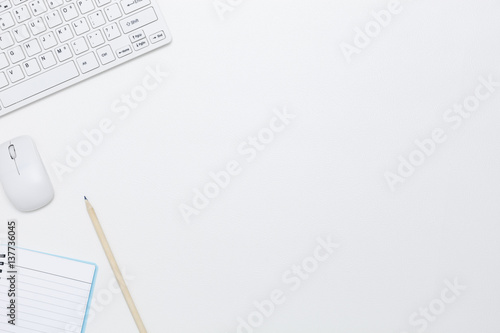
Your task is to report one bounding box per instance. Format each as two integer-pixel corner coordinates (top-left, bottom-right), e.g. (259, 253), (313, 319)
(8, 145), (16, 159)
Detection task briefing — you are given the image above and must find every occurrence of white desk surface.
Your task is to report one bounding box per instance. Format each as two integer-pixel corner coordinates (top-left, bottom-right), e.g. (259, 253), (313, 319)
(1, 0), (500, 332)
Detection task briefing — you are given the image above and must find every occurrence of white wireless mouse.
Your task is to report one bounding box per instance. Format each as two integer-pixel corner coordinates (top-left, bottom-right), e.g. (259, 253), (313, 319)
(0, 136), (54, 212)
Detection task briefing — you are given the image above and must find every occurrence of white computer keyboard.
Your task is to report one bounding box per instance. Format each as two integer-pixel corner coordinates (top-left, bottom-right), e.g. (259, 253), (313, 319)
(0, 0), (171, 117)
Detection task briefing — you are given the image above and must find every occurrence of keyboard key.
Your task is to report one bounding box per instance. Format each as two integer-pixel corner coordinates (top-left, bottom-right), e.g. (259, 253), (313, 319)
(120, 0), (150, 14)
(133, 38), (148, 51)
(104, 3), (122, 21)
(40, 31), (57, 49)
(95, 0), (111, 6)
(0, 31), (13, 49)
(39, 51), (56, 68)
(46, 0), (63, 9)
(14, 5), (31, 23)
(129, 30), (145, 43)
(28, 17), (46, 35)
(149, 30), (165, 44)
(29, 0), (47, 16)
(45, 11), (62, 28)
(0, 1), (12, 14)
(12, 0), (28, 5)
(96, 44), (115, 65)
(0, 53), (8, 69)
(61, 3), (78, 21)
(8, 46), (25, 63)
(71, 37), (88, 54)
(7, 65), (25, 82)
(120, 7), (157, 34)
(23, 58), (40, 76)
(1, 61), (79, 107)
(77, 0), (94, 14)
(54, 44), (72, 61)
(56, 25), (73, 42)
(72, 17), (90, 35)
(116, 45), (131, 58)
(88, 10), (105, 28)
(0, 12), (15, 30)
(24, 39), (41, 56)
(87, 30), (104, 48)
(0, 72), (8, 88)
(12, 24), (30, 42)
(103, 23), (120, 40)
(77, 52), (99, 73)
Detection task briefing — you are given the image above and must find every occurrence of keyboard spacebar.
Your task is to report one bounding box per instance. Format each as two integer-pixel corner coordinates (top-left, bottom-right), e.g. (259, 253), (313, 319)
(1, 61), (79, 107)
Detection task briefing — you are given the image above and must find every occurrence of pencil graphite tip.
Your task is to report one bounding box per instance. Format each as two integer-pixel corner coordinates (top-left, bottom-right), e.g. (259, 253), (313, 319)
(84, 196), (88, 200)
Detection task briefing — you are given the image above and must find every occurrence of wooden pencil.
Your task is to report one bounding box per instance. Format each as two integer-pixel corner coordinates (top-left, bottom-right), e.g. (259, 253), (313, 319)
(85, 196), (147, 333)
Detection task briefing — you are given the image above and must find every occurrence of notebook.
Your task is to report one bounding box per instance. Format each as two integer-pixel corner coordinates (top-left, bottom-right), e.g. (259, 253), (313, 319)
(0, 247), (97, 333)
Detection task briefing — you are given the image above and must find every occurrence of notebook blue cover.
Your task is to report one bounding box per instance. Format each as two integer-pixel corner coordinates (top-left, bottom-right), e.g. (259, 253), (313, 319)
(0, 247), (98, 333)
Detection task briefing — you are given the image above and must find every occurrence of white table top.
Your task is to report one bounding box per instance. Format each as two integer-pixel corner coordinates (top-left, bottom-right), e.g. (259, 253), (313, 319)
(1, 0), (500, 332)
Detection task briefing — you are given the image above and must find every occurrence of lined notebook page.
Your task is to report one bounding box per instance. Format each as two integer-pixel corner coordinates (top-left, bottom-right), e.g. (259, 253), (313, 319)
(0, 248), (97, 333)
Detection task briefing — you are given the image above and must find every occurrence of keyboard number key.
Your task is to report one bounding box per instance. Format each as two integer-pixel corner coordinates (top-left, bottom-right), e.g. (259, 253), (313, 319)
(39, 50), (56, 68)
(12, 0), (27, 6)
(47, 0), (63, 9)
(7, 65), (25, 83)
(0, 0), (11, 12)
(14, 5), (31, 23)
(29, 0), (47, 16)
(55, 44), (72, 61)
(40, 31), (57, 49)
(96, 44), (114, 65)
(0, 12), (15, 30)
(103, 23), (120, 41)
(104, 4), (122, 21)
(77, 51), (99, 73)
(23, 58), (40, 76)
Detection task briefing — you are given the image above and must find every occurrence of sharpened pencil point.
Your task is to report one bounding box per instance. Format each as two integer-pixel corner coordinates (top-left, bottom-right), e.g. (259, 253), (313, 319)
(84, 196), (87, 200)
